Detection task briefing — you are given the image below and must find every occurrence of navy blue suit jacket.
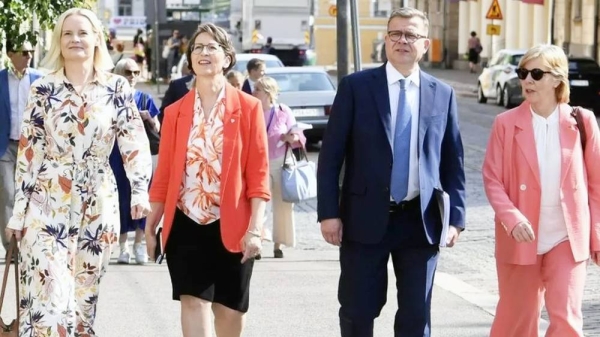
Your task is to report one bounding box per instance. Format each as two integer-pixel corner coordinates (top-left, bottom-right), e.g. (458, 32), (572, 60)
(159, 74), (194, 125)
(0, 68), (44, 157)
(317, 65), (466, 245)
(241, 79), (252, 95)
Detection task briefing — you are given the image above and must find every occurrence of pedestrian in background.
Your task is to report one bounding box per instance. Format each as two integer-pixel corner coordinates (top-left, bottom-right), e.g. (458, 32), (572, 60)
(226, 70), (244, 90)
(4, 8), (152, 335)
(145, 23), (270, 337)
(483, 44), (600, 337)
(241, 58), (265, 94)
(111, 58), (161, 265)
(253, 76), (305, 258)
(467, 31), (482, 73)
(317, 7), (465, 337)
(0, 40), (43, 257)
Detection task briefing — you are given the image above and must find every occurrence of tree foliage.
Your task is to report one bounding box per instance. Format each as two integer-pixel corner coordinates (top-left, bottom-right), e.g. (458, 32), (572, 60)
(0, 0), (96, 50)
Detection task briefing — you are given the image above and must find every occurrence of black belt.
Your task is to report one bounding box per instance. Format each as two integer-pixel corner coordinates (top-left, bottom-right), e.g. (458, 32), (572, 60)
(9, 139), (19, 143)
(389, 197), (420, 213)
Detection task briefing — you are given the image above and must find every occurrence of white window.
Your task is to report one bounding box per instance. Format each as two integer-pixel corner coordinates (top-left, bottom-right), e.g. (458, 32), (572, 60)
(118, 0), (133, 16)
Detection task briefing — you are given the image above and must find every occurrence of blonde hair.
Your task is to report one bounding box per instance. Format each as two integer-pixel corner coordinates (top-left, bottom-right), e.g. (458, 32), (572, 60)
(113, 58), (138, 76)
(256, 76), (279, 103)
(40, 8), (114, 72)
(388, 7), (429, 35)
(226, 70), (244, 82)
(518, 44), (570, 104)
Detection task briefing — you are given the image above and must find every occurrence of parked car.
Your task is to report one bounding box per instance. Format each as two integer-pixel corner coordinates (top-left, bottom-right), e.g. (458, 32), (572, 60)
(170, 53), (284, 80)
(480, 53), (600, 112)
(265, 66), (337, 144)
(477, 49), (527, 108)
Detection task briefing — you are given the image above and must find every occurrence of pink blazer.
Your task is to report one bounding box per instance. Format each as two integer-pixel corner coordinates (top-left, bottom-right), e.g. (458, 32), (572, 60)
(482, 102), (600, 265)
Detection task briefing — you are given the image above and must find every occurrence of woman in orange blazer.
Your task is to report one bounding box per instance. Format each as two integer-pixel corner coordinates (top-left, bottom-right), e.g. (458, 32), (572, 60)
(483, 44), (600, 337)
(145, 23), (270, 337)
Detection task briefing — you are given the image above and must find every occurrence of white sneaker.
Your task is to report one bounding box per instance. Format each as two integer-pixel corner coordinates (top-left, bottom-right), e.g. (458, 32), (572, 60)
(134, 244), (148, 265)
(117, 250), (130, 264)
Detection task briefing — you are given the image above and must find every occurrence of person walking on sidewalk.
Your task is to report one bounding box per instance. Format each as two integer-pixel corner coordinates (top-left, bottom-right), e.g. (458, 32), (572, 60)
(0, 41), (43, 256)
(317, 7), (466, 337)
(145, 23), (270, 337)
(467, 31), (482, 73)
(4, 8), (153, 335)
(111, 58), (161, 265)
(482, 44), (600, 337)
(253, 76), (306, 258)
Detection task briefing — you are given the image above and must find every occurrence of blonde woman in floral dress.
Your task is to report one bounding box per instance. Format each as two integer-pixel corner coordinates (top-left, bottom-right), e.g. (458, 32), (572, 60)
(4, 8), (153, 336)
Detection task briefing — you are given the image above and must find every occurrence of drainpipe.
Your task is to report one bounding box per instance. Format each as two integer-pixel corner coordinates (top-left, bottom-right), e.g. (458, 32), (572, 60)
(594, 0), (599, 61)
(550, 0), (555, 44)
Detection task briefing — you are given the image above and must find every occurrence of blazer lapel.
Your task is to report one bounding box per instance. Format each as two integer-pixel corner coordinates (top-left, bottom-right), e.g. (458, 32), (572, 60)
(418, 72), (436, 155)
(0, 71), (9, 117)
(370, 64), (392, 148)
(558, 103), (579, 188)
(514, 103), (541, 187)
(175, 90), (195, 175)
(221, 84), (241, 192)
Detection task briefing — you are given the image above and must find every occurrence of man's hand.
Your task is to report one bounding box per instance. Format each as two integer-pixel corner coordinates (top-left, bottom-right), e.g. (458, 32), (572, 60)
(321, 218), (343, 246)
(511, 222), (535, 243)
(445, 226), (461, 247)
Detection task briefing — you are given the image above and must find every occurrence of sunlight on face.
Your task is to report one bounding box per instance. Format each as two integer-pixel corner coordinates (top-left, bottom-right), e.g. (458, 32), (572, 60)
(60, 14), (98, 63)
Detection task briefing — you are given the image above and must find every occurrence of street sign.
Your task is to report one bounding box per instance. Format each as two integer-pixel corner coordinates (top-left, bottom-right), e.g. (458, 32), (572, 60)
(329, 4), (337, 17)
(486, 24), (501, 35)
(485, 0), (503, 20)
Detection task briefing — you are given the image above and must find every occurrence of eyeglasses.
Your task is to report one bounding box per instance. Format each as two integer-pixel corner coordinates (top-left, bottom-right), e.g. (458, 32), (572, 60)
(124, 69), (141, 77)
(516, 68), (552, 81)
(387, 31), (427, 44)
(20, 50), (34, 56)
(190, 44), (223, 55)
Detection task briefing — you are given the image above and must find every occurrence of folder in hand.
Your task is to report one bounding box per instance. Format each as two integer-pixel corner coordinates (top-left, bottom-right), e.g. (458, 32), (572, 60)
(435, 189), (451, 247)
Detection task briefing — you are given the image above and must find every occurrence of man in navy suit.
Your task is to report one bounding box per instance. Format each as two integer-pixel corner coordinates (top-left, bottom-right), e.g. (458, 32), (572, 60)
(241, 58), (265, 95)
(0, 40), (43, 252)
(158, 74), (194, 126)
(317, 8), (466, 337)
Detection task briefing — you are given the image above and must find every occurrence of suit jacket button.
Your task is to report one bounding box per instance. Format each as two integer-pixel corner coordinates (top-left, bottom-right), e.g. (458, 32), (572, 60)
(520, 184), (526, 191)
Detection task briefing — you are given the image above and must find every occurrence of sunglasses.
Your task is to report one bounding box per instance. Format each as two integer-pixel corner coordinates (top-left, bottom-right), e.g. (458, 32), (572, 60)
(124, 69), (141, 77)
(516, 68), (552, 81)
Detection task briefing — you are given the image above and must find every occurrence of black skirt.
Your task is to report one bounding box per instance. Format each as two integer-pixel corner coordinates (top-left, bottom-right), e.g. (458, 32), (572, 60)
(165, 208), (254, 313)
(468, 48), (480, 64)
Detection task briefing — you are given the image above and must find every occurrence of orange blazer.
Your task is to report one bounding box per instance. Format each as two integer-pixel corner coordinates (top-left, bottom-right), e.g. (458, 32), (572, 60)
(149, 84), (271, 253)
(482, 102), (600, 265)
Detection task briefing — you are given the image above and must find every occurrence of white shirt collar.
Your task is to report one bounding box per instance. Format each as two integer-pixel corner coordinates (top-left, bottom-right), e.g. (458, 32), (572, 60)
(530, 105), (559, 124)
(386, 62), (420, 88)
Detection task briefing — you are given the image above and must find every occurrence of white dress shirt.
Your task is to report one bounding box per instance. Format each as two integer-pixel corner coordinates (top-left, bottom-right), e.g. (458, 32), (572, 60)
(531, 106), (569, 254)
(8, 68), (31, 140)
(386, 62), (420, 201)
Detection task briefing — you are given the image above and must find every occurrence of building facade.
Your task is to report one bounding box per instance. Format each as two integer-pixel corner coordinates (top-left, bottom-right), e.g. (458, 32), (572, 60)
(552, 0), (599, 60)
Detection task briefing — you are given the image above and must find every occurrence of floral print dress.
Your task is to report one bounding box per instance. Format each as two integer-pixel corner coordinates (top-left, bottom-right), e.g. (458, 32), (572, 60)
(6, 70), (152, 337)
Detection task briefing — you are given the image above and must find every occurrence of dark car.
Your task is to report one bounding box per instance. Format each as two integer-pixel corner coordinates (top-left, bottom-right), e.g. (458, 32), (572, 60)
(503, 57), (600, 112)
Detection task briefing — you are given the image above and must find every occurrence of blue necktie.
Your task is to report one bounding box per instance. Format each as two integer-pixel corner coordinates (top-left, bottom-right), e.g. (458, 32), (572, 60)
(390, 79), (411, 203)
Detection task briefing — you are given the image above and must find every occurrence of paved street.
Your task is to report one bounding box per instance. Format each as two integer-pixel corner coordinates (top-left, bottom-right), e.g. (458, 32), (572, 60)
(0, 68), (598, 336)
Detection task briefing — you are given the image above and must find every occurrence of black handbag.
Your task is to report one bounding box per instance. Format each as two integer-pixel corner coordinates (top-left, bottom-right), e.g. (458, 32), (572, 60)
(141, 93), (160, 155)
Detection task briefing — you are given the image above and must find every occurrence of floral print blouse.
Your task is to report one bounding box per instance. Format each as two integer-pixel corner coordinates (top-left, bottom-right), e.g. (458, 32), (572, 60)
(177, 88), (226, 225)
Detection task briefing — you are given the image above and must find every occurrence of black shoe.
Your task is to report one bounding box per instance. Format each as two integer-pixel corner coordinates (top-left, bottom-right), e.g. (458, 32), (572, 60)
(274, 249), (284, 258)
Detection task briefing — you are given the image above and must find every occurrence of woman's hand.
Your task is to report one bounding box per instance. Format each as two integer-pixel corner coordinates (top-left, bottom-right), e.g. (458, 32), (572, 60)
(131, 204), (151, 220)
(241, 232), (262, 264)
(145, 202), (165, 260)
(280, 132), (299, 144)
(511, 222), (535, 243)
(4, 228), (22, 241)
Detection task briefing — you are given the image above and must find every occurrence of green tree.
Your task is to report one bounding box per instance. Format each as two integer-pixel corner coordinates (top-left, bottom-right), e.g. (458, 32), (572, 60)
(0, 0), (96, 50)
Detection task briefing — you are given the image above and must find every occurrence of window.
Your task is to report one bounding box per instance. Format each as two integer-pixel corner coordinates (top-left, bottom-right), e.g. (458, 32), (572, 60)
(118, 0), (132, 16)
(269, 72), (335, 92)
(573, 0), (582, 20)
(568, 59), (600, 72)
(508, 55), (523, 66)
(373, 0), (392, 18)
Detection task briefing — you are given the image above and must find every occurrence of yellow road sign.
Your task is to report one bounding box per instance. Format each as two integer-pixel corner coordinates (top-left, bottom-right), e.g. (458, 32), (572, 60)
(329, 5), (337, 17)
(485, 0), (503, 20)
(486, 24), (501, 36)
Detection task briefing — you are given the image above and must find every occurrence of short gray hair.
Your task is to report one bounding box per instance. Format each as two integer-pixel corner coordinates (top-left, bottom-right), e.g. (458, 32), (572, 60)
(388, 7), (429, 36)
(113, 58), (138, 76)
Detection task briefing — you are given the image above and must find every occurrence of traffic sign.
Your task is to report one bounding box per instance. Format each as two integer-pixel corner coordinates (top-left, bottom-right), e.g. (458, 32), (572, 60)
(329, 5), (337, 17)
(485, 0), (503, 20)
(486, 24), (501, 35)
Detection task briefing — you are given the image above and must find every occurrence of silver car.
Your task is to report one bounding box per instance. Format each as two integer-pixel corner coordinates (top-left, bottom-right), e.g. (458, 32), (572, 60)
(265, 66), (336, 144)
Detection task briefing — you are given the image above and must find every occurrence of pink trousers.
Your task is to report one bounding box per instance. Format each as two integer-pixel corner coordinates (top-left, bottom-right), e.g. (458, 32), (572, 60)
(490, 241), (587, 337)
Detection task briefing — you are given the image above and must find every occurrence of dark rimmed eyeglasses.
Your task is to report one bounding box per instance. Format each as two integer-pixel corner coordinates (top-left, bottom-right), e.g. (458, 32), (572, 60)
(516, 68), (552, 81)
(387, 30), (427, 44)
(124, 69), (141, 77)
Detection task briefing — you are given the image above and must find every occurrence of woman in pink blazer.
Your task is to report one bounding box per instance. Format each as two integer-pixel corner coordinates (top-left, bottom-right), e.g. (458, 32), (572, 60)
(482, 44), (600, 337)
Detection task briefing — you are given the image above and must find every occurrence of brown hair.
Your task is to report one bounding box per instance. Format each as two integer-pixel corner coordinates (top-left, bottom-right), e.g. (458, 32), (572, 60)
(246, 58), (265, 73)
(388, 7), (429, 36)
(186, 23), (236, 75)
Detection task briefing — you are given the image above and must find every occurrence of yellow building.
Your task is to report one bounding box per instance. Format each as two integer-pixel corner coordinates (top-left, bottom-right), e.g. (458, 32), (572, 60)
(552, 0), (599, 59)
